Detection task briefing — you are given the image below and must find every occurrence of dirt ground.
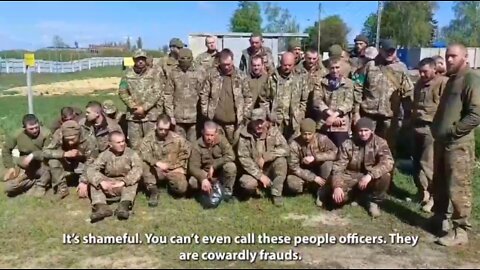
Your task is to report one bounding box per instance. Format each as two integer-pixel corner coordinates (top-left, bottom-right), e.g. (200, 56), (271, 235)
(2, 77), (121, 96)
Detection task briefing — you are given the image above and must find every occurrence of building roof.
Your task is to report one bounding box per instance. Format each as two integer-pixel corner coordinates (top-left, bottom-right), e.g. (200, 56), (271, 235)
(189, 32), (309, 38)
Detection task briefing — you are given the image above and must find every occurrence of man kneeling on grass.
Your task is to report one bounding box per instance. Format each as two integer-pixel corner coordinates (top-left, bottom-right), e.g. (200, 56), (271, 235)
(86, 131), (143, 222)
(329, 117), (394, 217)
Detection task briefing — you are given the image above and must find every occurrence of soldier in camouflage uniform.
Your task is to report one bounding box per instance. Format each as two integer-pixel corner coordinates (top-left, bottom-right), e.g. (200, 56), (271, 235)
(119, 49), (170, 150)
(313, 56), (355, 147)
(323, 44), (352, 79)
(194, 35), (219, 70)
(330, 118), (394, 217)
(288, 39), (303, 71)
(42, 120), (99, 200)
(165, 48), (205, 142)
(139, 115), (191, 207)
(102, 99), (128, 137)
(2, 114), (51, 197)
(350, 35), (369, 72)
(200, 49), (253, 146)
(188, 121), (237, 201)
(432, 55), (447, 76)
(248, 55), (269, 108)
(431, 44), (480, 246)
(359, 40), (414, 154)
(80, 101), (123, 152)
(412, 57), (448, 212)
(154, 38), (184, 79)
(86, 131), (142, 223)
(286, 118), (337, 206)
(238, 108), (289, 206)
(239, 33), (275, 75)
(259, 52), (309, 140)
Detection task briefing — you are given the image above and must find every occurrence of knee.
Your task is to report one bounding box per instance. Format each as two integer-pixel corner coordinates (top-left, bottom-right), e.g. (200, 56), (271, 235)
(286, 176), (303, 194)
(169, 174), (188, 195)
(273, 158), (288, 175)
(240, 175), (258, 192)
(222, 162), (237, 176)
(188, 176), (200, 190)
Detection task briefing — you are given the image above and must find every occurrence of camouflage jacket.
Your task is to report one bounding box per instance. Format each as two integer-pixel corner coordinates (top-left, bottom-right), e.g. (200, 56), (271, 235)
(239, 47), (275, 75)
(288, 133), (337, 182)
(79, 116), (123, 152)
(200, 67), (253, 125)
(2, 126), (52, 168)
(432, 67), (480, 143)
(86, 147), (143, 188)
(313, 76), (355, 131)
(165, 66), (205, 124)
(118, 67), (169, 122)
(413, 75), (448, 124)
(360, 63), (414, 118)
(153, 55), (178, 79)
(188, 134), (235, 181)
(237, 125), (289, 180)
(194, 51), (218, 69)
(139, 131), (191, 172)
(331, 135), (394, 189)
(294, 61), (328, 90)
(259, 69), (309, 131)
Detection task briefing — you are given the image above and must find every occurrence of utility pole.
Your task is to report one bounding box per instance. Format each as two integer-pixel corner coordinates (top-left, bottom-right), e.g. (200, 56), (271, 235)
(375, 1), (383, 49)
(317, 2), (321, 54)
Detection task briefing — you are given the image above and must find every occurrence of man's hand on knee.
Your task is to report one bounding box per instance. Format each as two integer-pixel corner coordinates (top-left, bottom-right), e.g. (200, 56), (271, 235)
(77, 182), (88, 198)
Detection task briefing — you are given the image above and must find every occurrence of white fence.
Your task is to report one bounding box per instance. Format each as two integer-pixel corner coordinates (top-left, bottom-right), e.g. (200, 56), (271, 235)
(0, 57), (124, 74)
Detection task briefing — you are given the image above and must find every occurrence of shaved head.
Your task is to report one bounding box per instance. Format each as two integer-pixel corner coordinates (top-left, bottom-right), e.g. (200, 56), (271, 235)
(446, 43), (468, 76)
(280, 52), (296, 75)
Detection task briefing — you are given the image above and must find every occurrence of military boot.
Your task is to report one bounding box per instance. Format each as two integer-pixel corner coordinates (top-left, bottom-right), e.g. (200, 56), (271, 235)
(368, 202), (381, 218)
(315, 188), (329, 208)
(56, 182), (69, 200)
(272, 196), (284, 207)
(27, 185), (46, 198)
(147, 185), (159, 208)
(422, 197), (434, 213)
(115, 201), (132, 220)
(436, 227), (469, 247)
(90, 204), (113, 223)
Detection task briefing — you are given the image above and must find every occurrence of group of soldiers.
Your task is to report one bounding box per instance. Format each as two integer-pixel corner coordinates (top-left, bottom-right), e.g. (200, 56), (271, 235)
(2, 33), (479, 247)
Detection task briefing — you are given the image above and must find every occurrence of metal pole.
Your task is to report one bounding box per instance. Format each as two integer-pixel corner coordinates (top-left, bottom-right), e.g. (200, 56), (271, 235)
(26, 66), (34, 114)
(317, 3), (321, 53)
(375, 1), (383, 49)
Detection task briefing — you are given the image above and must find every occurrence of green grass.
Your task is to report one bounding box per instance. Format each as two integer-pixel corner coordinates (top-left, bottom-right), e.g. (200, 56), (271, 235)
(0, 49), (165, 62)
(0, 94), (479, 268)
(0, 67), (123, 92)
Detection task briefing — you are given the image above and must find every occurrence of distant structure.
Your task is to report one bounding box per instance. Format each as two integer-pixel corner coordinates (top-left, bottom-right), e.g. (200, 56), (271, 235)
(88, 44), (128, 54)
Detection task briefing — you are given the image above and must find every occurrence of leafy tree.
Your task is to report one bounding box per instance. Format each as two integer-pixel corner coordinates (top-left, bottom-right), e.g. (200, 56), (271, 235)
(137, 37), (143, 49)
(442, 1), (480, 46)
(262, 2), (299, 33)
(229, 1), (262, 33)
(52, 35), (68, 48)
(304, 15), (349, 53)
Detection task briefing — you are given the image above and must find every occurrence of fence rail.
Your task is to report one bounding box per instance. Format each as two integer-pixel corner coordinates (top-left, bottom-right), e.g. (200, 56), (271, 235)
(0, 57), (124, 74)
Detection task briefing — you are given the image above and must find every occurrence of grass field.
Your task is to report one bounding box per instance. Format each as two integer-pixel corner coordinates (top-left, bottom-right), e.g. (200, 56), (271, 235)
(0, 95), (479, 268)
(0, 67), (123, 92)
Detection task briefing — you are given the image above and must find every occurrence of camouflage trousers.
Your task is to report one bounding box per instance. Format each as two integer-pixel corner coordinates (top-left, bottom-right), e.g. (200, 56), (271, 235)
(332, 172), (391, 204)
(433, 140), (474, 231)
(175, 122), (197, 143)
(188, 162), (237, 194)
(128, 121), (156, 150)
(142, 162), (188, 196)
(217, 123), (241, 147)
(48, 159), (86, 188)
(412, 124), (434, 193)
(89, 177), (138, 205)
(277, 120), (298, 142)
(286, 161), (333, 194)
(239, 157), (287, 197)
(5, 161), (50, 195)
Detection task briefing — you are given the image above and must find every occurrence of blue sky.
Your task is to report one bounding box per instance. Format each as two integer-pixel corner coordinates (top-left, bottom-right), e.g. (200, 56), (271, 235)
(0, 1), (455, 50)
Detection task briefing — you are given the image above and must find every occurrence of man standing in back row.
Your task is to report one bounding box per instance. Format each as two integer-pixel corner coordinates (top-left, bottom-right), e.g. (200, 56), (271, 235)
(431, 43), (480, 247)
(239, 33), (275, 75)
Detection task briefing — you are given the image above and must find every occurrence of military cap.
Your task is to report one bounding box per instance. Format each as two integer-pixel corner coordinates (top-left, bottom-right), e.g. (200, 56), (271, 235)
(355, 117), (375, 131)
(354, 35), (369, 44)
(133, 49), (147, 59)
(329, 44), (344, 57)
(61, 120), (81, 137)
(178, 48), (193, 58)
(380, 39), (396, 50)
(300, 118), (316, 133)
(169, 38), (184, 48)
(251, 108), (267, 121)
(288, 39), (302, 51)
(102, 100), (117, 115)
